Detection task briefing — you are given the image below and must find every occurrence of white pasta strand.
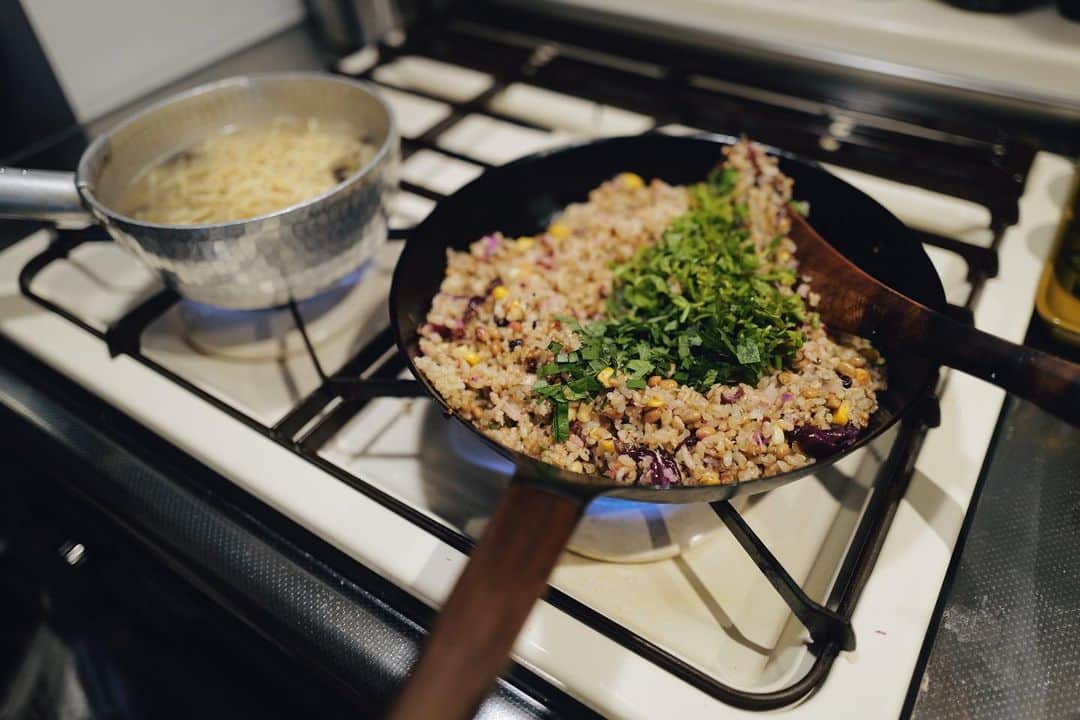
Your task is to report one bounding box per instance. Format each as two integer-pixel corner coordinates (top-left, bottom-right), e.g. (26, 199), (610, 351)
(120, 116), (375, 225)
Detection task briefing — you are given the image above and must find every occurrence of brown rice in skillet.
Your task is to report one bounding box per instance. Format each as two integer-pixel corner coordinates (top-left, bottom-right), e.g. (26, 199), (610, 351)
(415, 139), (885, 486)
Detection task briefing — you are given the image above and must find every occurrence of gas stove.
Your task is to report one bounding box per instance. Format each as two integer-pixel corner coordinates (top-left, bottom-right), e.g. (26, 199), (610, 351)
(0, 5), (1076, 718)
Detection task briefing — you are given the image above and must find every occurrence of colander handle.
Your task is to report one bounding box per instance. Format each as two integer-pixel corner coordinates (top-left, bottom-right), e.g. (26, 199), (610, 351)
(0, 168), (94, 226)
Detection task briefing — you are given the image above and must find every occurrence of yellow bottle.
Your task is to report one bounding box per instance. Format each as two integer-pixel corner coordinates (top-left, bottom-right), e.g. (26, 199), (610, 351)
(1036, 172), (1080, 346)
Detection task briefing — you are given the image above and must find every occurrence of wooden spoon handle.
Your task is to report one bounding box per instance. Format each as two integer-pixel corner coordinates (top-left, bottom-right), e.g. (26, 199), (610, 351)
(386, 481), (585, 720)
(918, 310), (1080, 426)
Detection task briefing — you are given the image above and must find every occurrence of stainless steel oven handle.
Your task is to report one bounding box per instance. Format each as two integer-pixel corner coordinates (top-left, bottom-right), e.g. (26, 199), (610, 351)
(0, 168), (94, 226)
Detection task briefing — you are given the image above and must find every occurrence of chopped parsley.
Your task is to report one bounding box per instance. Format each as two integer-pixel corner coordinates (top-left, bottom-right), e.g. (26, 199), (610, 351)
(536, 167), (808, 442)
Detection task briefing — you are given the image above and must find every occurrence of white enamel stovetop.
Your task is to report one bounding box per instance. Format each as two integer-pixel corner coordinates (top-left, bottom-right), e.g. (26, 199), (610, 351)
(0, 55), (1073, 717)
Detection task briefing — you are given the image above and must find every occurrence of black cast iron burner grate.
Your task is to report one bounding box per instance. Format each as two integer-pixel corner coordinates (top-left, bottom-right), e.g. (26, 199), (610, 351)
(13, 7), (1032, 711)
(12, 228), (943, 710)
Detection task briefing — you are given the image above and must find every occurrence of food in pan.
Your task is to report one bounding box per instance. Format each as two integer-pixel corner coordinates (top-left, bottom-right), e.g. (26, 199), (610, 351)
(415, 139), (885, 486)
(119, 116), (376, 225)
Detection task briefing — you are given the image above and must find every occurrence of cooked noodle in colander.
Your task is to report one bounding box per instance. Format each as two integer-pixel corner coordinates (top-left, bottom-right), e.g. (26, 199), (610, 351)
(119, 116), (375, 225)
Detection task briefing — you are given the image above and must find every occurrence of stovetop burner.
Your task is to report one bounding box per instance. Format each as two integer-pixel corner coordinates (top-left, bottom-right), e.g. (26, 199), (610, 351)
(180, 267), (374, 360)
(338, 387), (727, 563)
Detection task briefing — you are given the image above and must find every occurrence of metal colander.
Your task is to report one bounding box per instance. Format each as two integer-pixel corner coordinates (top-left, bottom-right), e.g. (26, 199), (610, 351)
(0, 72), (399, 309)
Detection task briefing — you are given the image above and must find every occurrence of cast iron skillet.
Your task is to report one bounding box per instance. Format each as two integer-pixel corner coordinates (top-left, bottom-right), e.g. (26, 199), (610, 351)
(386, 134), (945, 720)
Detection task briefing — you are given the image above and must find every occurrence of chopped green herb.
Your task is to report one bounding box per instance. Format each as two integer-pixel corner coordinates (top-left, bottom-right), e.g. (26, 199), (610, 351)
(553, 401), (570, 442)
(536, 163), (808, 441)
(537, 362), (562, 377)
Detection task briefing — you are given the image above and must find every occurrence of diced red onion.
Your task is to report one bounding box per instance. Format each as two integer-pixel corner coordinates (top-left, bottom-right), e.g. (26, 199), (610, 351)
(425, 323), (454, 340)
(721, 387), (744, 404)
(463, 296), (484, 323)
(678, 433), (699, 452)
(625, 445), (682, 488)
(791, 424), (860, 459)
(481, 234), (501, 258)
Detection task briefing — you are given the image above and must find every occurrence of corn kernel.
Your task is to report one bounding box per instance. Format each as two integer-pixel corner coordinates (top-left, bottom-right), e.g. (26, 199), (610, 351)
(506, 300), (525, 322)
(547, 222), (571, 240)
(777, 249), (792, 263)
(619, 172), (645, 191)
(645, 397), (665, 409)
(659, 379), (678, 390)
(643, 408), (663, 424)
(516, 236), (534, 250)
(826, 394), (842, 410)
(834, 401), (851, 425)
(836, 360), (856, 376)
(695, 426), (716, 440)
(600, 439), (616, 454)
(464, 351), (481, 366)
(576, 403), (591, 422)
(597, 367), (616, 387)
(860, 346), (884, 365)
(590, 427), (606, 441)
(701, 472), (721, 486)
(491, 285), (510, 301)
(853, 368), (870, 385)
(647, 375), (663, 388)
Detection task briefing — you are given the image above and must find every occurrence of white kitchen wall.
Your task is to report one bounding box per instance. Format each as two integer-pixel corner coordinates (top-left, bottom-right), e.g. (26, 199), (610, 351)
(19, 0), (306, 122)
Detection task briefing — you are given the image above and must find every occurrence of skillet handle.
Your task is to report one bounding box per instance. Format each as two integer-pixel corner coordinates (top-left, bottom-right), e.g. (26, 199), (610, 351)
(386, 480), (586, 720)
(918, 309), (1080, 426)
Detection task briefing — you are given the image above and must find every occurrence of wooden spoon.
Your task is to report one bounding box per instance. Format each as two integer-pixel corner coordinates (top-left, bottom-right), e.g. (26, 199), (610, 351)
(788, 212), (1080, 426)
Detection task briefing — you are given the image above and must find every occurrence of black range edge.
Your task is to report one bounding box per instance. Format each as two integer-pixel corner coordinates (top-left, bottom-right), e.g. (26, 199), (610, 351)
(0, 336), (599, 720)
